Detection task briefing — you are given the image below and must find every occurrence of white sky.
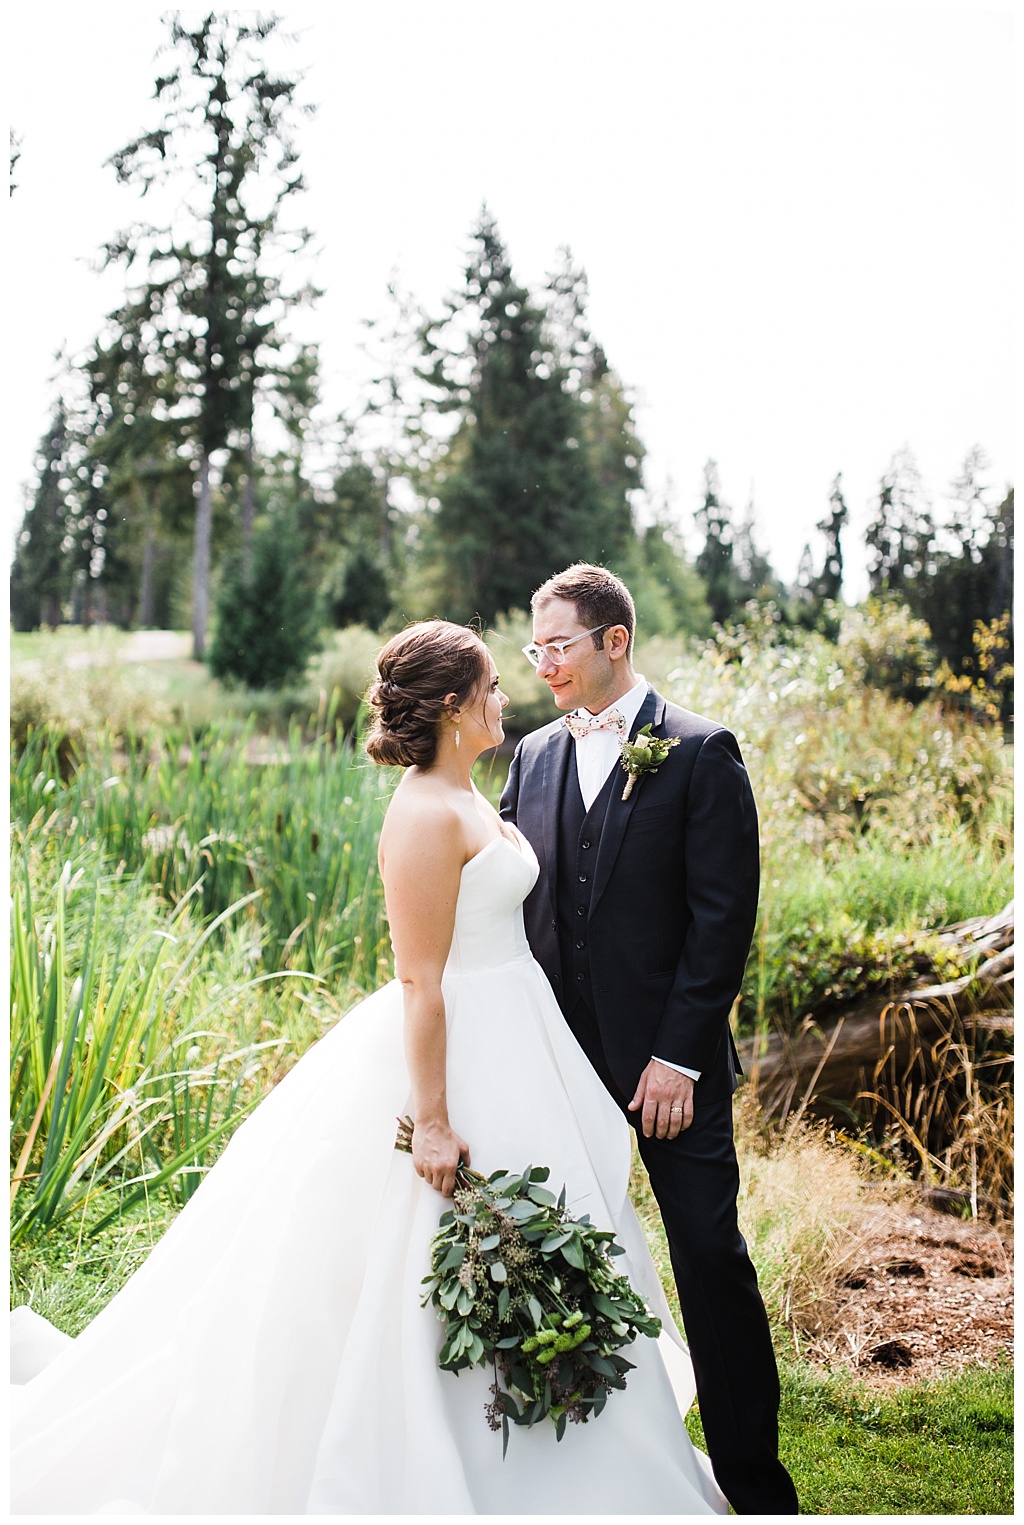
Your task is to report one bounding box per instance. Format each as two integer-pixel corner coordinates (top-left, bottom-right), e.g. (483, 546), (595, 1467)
(6, 1), (1017, 600)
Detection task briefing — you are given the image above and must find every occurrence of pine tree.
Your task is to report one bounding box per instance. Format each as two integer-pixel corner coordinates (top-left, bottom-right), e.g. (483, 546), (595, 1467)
(208, 510), (321, 689)
(912, 450), (1014, 676)
(418, 212), (630, 623)
(316, 457), (396, 629)
(625, 498), (711, 636)
(105, 14), (316, 656)
(84, 292), (195, 627)
(10, 128), (21, 195)
(10, 405), (73, 630)
(733, 497), (780, 605)
(865, 447), (933, 596)
(815, 474), (848, 603)
(694, 460), (737, 624)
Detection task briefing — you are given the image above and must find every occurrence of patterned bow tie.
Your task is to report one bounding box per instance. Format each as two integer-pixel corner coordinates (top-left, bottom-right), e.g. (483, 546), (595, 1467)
(563, 708), (626, 741)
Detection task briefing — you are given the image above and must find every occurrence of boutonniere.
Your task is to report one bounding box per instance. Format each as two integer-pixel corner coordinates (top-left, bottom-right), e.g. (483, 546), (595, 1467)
(618, 723), (679, 800)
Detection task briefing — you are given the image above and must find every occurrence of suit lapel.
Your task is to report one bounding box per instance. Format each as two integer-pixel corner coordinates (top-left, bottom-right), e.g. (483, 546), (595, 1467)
(590, 687), (663, 916)
(540, 721), (574, 916)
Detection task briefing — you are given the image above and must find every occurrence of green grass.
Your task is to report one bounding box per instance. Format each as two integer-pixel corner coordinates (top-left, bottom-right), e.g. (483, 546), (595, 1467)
(683, 1361), (1013, 1515)
(10, 1201), (178, 1338)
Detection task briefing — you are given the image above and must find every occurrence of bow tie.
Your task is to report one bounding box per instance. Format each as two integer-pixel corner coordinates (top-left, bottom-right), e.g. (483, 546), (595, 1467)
(564, 708), (626, 741)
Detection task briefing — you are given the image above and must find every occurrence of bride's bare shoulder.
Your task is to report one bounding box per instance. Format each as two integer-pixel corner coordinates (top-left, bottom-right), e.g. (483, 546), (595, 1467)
(379, 774), (464, 868)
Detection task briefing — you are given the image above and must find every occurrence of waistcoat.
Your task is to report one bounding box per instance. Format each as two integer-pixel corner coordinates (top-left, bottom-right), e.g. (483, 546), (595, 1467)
(555, 744), (617, 1012)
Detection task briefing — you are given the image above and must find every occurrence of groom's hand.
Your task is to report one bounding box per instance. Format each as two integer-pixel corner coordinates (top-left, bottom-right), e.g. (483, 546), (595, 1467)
(628, 1061), (695, 1140)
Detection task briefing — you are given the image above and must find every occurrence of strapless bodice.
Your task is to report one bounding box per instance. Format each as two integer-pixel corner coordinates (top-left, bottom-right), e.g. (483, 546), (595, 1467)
(444, 832), (539, 974)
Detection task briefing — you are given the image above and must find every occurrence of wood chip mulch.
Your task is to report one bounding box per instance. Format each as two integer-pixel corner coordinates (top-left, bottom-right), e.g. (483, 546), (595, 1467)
(806, 1202), (1013, 1387)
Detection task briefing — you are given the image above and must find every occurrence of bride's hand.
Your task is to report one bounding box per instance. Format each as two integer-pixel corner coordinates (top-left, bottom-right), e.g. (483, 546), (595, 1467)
(411, 1118), (471, 1198)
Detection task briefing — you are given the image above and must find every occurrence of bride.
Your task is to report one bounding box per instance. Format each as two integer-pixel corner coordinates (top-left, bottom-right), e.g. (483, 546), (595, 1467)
(11, 620), (726, 1515)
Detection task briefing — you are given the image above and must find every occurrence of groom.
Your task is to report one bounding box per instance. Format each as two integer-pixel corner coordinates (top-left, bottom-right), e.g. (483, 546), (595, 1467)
(500, 563), (798, 1515)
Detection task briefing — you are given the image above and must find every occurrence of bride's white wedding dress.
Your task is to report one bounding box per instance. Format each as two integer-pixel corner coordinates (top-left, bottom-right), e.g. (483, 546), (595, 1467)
(11, 830), (726, 1515)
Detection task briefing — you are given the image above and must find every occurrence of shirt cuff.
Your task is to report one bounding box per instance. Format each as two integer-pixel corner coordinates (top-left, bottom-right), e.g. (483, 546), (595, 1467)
(653, 1055), (701, 1082)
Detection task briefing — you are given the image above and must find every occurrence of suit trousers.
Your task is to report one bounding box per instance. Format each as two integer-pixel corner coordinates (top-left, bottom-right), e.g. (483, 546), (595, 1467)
(565, 1000), (799, 1515)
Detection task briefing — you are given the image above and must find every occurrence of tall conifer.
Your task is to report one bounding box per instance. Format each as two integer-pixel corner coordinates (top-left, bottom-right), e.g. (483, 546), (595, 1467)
(419, 212), (630, 623)
(105, 13), (316, 656)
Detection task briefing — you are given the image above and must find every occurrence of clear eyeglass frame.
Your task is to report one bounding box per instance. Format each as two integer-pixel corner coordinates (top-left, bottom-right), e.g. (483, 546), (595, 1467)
(521, 623), (611, 668)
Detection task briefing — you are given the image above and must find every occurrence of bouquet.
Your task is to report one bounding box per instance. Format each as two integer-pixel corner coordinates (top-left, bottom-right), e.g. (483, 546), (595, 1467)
(396, 1117), (661, 1452)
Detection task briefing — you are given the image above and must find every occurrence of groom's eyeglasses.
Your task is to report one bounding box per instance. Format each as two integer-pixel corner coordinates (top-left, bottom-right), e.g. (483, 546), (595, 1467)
(521, 624), (610, 668)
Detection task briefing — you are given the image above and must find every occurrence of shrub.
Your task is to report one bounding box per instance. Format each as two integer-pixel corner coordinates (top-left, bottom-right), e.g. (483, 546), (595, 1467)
(208, 514), (322, 690)
(835, 598), (937, 702)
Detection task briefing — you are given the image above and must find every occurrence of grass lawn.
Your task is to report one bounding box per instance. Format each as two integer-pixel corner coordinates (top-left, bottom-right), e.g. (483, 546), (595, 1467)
(684, 1361), (1013, 1515)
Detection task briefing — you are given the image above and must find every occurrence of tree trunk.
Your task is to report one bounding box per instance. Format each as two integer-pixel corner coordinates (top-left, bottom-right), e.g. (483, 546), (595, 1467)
(139, 509), (156, 629)
(242, 434), (256, 576)
(193, 451), (212, 659)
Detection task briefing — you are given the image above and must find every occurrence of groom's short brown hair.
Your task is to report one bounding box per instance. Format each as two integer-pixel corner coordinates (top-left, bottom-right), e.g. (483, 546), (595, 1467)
(531, 563), (636, 658)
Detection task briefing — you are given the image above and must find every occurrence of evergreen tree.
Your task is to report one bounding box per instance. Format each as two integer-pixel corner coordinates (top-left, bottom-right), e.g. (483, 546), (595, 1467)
(546, 249), (641, 558)
(315, 457), (397, 629)
(912, 450), (1014, 676)
(418, 211), (631, 623)
(84, 293), (195, 627)
(10, 404), (73, 630)
(105, 13), (316, 657)
(865, 447), (933, 597)
(815, 474), (848, 603)
(208, 510), (321, 688)
(694, 460), (737, 624)
(624, 498), (711, 637)
(789, 474), (848, 632)
(733, 496), (780, 605)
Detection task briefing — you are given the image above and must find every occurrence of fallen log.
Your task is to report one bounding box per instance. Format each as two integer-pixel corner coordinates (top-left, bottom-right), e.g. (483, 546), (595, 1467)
(739, 903), (1014, 1119)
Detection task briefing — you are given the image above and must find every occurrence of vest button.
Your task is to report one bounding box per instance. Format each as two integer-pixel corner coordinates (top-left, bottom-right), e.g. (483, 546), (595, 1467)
(576, 972), (585, 982)
(551, 919), (557, 932)
(577, 906), (586, 917)
(581, 839), (591, 849)
(578, 873), (588, 883)
(552, 974), (560, 985)
(576, 939), (585, 950)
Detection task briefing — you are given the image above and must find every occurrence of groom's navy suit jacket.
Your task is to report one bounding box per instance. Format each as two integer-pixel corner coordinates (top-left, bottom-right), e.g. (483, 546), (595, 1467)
(500, 686), (759, 1103)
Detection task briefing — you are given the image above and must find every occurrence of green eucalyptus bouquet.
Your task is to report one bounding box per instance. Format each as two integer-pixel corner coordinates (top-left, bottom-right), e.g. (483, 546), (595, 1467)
(619, 722), (680, 799)
(396, 1117), (661, 1452)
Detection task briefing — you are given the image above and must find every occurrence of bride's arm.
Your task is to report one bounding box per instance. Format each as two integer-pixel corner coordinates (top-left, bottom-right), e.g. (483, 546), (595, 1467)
(380, 798), (471, 1197)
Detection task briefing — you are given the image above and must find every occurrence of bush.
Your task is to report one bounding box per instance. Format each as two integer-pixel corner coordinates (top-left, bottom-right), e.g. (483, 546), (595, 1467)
(10, 651), (172, 763)
(836, 598), (937, 702)
(208, 514), (322, 690)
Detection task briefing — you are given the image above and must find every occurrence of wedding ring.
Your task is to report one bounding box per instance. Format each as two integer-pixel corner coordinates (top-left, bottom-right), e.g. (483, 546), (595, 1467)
(669, 1106), (683, 1113)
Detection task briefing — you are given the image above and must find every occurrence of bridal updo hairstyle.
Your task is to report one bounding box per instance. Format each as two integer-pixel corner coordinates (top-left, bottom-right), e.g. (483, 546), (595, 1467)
(365, 620), (489, 769)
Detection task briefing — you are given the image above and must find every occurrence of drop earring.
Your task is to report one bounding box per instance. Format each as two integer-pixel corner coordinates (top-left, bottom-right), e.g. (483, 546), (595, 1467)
(454, 722), (461, 750)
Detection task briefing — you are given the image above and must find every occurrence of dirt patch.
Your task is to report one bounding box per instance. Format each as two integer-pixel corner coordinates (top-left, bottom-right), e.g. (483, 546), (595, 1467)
(807, 1202), (1013, 1387)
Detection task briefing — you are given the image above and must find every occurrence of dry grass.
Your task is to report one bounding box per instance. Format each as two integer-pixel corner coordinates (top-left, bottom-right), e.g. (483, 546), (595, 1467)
(858, 1000), (1014, 1216)
(629, 1096), (882, 1356)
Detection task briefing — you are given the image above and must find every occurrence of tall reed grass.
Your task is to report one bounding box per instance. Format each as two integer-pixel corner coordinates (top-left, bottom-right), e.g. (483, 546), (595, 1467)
(8, 844), (322, 1242)
(12, 713), (396, 984)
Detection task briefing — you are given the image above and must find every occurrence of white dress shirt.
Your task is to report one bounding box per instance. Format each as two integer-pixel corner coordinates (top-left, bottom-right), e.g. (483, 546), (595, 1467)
(569, 678), (701, 1085)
